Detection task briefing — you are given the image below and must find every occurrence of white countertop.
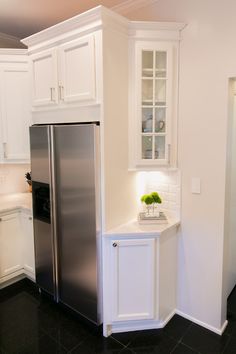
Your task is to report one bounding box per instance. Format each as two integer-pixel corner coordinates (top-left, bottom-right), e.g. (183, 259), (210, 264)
(0, 193), (32, 213)
(104, 217), (180, 238)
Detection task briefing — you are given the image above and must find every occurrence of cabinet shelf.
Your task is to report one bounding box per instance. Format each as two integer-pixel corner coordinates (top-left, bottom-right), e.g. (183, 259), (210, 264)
(141, 132), (166, 136)
(142, 105), (167, 108)
(142, 76), (167, 80)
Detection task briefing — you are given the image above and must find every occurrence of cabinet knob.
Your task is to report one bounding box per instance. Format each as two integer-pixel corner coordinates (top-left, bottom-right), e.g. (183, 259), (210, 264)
(29, 217), (32, 220)
(112, 242), (117, 248)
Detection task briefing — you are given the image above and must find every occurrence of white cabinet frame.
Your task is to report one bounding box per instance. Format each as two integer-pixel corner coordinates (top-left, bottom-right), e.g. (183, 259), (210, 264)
(135, 42), (173, 167)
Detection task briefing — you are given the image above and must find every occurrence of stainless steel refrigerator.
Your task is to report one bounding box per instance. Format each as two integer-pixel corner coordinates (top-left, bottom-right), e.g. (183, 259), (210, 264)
(30, 123), (102, 325)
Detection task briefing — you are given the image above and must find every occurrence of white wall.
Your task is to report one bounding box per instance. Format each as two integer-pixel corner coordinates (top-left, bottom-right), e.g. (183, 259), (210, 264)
(225, 80), (236, 296)
(0, 164), (30, 194)
(125, 0), (236, 332)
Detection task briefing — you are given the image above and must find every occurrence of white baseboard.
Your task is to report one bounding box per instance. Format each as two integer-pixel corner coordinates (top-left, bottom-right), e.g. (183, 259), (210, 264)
(24, 269), (36, 282)
(0, 273), (25, 289)
(110, 310), (176, 334)
(0, 270), (35, 289)
(105, 309), (228, 337)
(175, 309), (228, 335)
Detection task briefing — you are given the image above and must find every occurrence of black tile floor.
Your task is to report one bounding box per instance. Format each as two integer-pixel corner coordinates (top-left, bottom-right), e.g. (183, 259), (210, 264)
(1, 279), (236, 354)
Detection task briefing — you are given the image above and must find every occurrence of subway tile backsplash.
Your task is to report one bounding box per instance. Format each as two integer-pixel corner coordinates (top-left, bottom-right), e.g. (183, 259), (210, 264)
(145, 170), (181, 217)
(0, 164), (30, 194)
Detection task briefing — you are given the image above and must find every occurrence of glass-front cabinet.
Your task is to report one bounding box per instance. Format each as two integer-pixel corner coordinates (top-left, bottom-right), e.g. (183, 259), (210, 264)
(141, 49), (169, 161)
(129, 35), (180, 169)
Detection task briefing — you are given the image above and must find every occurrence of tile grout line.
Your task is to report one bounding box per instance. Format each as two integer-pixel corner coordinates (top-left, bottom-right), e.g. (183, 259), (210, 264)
(221, 333), (233, 354)
(110, 335), (128, 348)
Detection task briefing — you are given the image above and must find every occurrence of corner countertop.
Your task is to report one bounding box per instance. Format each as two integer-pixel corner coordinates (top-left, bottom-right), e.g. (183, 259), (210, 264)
(0, 193), (32, 214)
(104, 216), (180, 238)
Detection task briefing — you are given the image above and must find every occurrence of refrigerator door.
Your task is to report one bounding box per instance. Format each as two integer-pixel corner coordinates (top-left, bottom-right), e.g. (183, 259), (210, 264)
(30, 126), (55, 296)
(53, 124), (101, 324)
(30, 126), (50, 184)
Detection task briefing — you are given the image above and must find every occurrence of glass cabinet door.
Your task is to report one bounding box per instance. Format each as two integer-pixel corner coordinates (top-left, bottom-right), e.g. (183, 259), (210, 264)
(141, 50), (169, 162)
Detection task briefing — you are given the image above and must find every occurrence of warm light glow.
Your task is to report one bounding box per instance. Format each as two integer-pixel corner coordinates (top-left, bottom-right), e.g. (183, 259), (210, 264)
(135, 172), (147, 207)
(135, 171), (168, 209)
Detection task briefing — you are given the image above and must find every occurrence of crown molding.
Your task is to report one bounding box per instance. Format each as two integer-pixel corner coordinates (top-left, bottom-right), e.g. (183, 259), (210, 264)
(0, 48), (28, 55)
(22, 6), (129, 53)
(22, 6), (103, 48)
(111, 0), (159, 15)
(128, 21), (186, 41)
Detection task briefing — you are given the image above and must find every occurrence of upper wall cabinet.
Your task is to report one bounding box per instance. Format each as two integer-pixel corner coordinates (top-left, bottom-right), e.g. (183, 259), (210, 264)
(0, 50), (31, 163)
(31, 48), (58, 106)
(30, 35), (96, 109)
(129, 23), (184, 169)
(59, 36), (96, 103)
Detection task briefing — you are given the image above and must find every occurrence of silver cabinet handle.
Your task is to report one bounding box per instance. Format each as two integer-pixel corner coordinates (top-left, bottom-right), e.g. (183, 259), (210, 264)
(113, 242), (117, 247)
(59, 85), (64, 101)
(168, 144), (171, 164)
(3, 143), (7, 159)
(50, 87), (56, 102)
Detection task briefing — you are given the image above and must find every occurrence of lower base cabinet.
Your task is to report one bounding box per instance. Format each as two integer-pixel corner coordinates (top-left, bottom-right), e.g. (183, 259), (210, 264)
(111, 238), (155, 322)
(0, 213), (22, 279)
(103, 227), (177, 336)
(21, 212), (35, 279)
(0, 210), (35, 286)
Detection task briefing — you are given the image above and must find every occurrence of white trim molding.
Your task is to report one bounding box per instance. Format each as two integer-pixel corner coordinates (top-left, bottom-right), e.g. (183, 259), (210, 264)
(175, 310), (228, 335)
(0, 48), (28, 56)
(111, 0), (159, 16)
(104, 309), (228, 337)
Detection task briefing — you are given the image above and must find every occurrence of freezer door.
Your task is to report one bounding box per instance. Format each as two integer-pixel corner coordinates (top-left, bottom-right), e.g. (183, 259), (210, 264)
(30, 126), (55, 296)
(53, 124), (101, 324)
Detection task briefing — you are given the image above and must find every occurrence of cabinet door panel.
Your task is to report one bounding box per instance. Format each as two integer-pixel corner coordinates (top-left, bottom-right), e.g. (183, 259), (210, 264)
(0, 213), (22, 278)
(21, 214), (35, 277)
(129, 40), (178, 169)
(31, 48), (58, 106)
(59, 35), (96, 102)
(0, 66), (31, 161)
(112, 238), (155, 321)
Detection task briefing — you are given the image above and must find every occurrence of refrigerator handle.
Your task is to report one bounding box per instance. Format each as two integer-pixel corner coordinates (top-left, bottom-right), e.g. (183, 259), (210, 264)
(49, 126), (59, 302)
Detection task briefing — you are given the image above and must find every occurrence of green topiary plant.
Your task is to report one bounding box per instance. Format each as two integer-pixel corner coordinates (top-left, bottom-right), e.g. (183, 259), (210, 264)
(140, 191), (162, 216)
(150, 192), (162, 204)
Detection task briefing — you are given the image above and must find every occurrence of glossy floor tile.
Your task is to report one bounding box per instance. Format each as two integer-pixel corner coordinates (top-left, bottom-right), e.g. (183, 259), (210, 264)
(1, 279), (236, 353)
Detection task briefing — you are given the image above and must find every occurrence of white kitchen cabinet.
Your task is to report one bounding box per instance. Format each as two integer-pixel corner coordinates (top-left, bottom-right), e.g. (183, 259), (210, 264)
(30, 35), (96, 109)
(111, 238), (155, 322)
(129, 23), (184, 169)
(31, 48), (58, 106)
(103, 222), (178, 336)
(0, 50), (31, 163)
(21, 212), (35, 280)
(0, 212), (23, 279)
(58, 35), (96, 103)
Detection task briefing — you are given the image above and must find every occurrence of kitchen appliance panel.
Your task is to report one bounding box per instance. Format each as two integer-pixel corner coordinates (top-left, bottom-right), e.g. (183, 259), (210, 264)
(34, 218), (54, 295)
(30, 126), (50, 184)
(53, 124), (100, 324)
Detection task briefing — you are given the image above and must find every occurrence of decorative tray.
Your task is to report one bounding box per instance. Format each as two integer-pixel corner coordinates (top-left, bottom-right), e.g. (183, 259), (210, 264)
(138, 211), (168, 224)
